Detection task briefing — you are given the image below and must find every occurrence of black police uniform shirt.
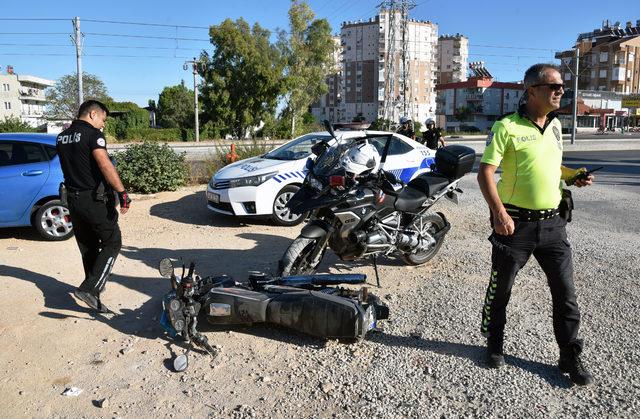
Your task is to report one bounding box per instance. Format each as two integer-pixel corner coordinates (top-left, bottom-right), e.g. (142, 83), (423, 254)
(56, 120), (108, 191)
(423, 128), (442, 149)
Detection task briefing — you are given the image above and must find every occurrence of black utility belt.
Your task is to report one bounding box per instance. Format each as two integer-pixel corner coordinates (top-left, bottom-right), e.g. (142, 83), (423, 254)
(504, 204), (559, 222)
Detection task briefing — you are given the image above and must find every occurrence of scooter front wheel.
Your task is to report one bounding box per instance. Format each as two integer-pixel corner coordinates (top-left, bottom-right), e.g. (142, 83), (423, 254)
(278, 236), (326, 277)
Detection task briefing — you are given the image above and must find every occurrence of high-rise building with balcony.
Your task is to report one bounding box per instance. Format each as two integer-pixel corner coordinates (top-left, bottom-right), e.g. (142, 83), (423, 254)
(555, 19), (640, 94)
(311, 9), (439, 125)
(438, 34), (468, 84)
(0, 70), (54, 127)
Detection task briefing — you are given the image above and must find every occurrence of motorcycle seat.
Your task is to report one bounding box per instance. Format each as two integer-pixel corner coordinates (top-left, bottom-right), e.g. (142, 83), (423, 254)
(394, 174), (450, 212)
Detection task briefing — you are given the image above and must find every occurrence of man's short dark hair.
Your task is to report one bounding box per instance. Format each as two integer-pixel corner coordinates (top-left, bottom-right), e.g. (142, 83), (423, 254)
(77, 100), (109, 118)
(523, 63), (561, 88)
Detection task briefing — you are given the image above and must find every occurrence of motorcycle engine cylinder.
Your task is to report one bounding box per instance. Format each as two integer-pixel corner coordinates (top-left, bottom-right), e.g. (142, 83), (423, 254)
(348, 230), (367, 244)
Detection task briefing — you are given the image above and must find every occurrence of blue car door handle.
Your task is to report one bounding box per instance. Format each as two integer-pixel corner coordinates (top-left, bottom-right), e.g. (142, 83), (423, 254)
(22, 170), (44, 176)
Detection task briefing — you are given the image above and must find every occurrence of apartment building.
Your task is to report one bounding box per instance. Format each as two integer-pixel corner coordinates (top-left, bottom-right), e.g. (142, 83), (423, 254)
(555, 20), (640, 94)
(0, 70), (54, 127)
(310, 36), (343, 123)
(311, 10), (439, 125)
(437, 34), (468, 84)
(435, 62), (524, 132)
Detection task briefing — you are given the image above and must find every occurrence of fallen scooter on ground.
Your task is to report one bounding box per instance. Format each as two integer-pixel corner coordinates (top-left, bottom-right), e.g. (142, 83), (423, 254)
(157, 258), (389, 371)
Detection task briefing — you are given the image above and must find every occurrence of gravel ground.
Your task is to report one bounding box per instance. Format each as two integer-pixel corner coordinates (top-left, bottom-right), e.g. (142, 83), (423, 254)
(0, 176), (639, 418)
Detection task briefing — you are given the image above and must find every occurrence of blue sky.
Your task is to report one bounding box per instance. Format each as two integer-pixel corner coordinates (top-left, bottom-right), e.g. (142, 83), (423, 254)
(1, 0), (638, 106)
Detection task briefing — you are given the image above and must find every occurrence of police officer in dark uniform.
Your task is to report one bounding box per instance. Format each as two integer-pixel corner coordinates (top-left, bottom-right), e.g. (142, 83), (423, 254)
(421, 118), (445, 149)
(56, 100), (131, 313)
(397, 116), (415, 140)
(477, 64), (594, 385)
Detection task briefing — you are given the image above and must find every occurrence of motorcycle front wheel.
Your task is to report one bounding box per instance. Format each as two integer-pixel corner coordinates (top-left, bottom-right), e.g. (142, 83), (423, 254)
(278, 236), (326, 277)
(402, 213), (447, 266)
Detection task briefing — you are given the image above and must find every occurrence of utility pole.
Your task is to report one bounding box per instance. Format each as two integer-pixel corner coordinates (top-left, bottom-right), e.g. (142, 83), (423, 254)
(571, 47), (579, 145)
(184, 58), (203, 142)
(71, 17), (84, 106)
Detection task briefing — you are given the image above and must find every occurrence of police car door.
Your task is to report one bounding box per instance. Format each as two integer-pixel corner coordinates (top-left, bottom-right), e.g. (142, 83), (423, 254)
(370, 135), (423, 183)
(0, 141), (50, 222)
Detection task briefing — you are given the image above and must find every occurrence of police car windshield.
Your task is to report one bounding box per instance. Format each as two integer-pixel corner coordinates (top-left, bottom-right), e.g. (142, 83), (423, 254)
(263, 134), (332, 161)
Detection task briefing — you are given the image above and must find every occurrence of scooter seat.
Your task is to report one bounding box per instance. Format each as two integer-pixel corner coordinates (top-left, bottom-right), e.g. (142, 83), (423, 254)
(394, 174), (450, 212)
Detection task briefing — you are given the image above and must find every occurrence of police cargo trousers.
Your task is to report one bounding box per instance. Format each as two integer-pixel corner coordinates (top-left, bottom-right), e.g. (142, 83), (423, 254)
(68, 191), (122, 297)
(481, 215), (582, 351)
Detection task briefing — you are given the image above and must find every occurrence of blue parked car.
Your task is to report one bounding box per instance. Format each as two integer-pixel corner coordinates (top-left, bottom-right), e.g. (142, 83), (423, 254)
(0, 133), (73, 241)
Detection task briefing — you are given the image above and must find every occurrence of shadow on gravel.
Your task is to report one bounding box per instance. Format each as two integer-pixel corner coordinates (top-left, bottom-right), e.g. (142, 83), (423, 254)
(370, 333), (571, 388)
(149, 190), (283, 228)
(0, 226), (55, 242)
(119, 232), (294, 278)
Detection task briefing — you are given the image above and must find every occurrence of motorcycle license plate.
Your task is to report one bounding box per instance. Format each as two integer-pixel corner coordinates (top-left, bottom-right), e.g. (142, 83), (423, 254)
(207, 191), (220, 203)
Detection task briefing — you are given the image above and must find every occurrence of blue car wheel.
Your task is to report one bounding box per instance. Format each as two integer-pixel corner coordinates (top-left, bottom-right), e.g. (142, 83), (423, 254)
(33, 199), (73, 241)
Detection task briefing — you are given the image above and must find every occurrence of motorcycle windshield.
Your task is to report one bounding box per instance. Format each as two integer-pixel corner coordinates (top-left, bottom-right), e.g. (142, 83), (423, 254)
(312, 139), (353, 176)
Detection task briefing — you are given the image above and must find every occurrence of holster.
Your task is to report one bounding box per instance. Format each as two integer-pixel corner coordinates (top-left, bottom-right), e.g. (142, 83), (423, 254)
(58, 182), (68, 206)
(559, 188), (574, 222)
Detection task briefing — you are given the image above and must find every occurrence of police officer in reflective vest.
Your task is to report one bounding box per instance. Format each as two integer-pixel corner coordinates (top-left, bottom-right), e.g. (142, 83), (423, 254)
(477, 64), (594, 385)
(56, 100), (131, 313)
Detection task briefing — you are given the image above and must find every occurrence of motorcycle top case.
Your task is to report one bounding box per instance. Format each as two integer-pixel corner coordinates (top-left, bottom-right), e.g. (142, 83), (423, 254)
(434, 145), (475, 179)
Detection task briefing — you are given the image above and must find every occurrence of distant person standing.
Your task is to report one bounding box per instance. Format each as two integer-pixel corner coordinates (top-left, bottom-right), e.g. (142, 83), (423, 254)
(421, 118), (445, 149)
(56, 100), (131, 314)
(397, 116), (415, 140)
(477, 64), (594, 385)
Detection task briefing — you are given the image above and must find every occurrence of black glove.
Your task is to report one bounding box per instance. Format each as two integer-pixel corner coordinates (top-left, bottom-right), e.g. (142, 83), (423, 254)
(117, 190), (131, 209)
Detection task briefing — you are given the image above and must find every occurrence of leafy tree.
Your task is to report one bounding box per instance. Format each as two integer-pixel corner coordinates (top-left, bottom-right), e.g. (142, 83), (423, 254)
(279, 0), (334, 137)
(453, 106), (473, 122)
(156, 81), (194, 129)
(46, 73), (111, 119)
(369, 118), (393, 131)
(103, 101), (149, 140)
(0, 116), (36, 133)
(200, 18), (284, 138)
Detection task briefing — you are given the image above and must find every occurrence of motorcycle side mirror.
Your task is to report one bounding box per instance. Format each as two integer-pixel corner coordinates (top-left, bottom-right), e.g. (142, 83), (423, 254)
(323, 119), (336, 139)
(158, 258), (175, 278)
(173, 353), (188, 372)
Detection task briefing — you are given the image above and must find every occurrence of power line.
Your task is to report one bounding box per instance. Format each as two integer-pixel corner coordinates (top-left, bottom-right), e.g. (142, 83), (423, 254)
(470, 44), (557, 52)
(83, 32), (209, 41)
(82, 18), (209, 29)
(0, 18), (68, 21)
(0, 32), (68, 35)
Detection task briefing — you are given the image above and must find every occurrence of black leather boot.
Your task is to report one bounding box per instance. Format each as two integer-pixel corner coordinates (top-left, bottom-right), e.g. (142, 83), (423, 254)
(558, 344), (594, 386)
(486, 337), (504, 368)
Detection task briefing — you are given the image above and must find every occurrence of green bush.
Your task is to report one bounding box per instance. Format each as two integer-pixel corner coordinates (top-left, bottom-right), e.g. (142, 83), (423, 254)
(115, 141), (188, 193)
(123, 127), (182, 142)
(0, 116), (36, 133)
(215, 140), (271, 167)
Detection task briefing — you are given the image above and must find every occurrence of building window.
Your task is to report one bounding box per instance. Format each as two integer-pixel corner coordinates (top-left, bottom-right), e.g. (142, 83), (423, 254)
(2, 83), (10, 91)
(4, 102), (11, 110)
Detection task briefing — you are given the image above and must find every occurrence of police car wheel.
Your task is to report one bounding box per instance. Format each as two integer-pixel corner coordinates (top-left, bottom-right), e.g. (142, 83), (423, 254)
(271, 185), (306, 226)
(33, 200), (74, 241)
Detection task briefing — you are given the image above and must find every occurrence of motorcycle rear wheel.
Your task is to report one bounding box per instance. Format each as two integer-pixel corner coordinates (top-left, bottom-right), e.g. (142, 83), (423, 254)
(402, 213), (447, 266)
(278, 236), (326, 277)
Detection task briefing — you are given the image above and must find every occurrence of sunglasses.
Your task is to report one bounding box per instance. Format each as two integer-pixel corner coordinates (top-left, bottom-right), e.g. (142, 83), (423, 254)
(531, 83), (565, 92)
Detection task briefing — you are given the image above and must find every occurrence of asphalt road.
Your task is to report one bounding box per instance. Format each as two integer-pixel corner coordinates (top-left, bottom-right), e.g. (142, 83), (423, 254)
(470, 150), (640, 193)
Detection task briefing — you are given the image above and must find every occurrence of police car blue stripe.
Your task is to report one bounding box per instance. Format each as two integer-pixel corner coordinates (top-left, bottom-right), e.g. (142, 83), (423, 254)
(284, 173), (292, 178)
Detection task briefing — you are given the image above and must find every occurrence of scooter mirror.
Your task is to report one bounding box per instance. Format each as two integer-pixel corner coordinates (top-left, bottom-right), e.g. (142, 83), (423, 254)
(173, 354), (188, 372)
(158, 258), (175, 278)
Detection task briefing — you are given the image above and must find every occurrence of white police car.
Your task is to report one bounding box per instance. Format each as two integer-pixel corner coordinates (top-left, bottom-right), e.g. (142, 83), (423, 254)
(206, 130), (436, 226)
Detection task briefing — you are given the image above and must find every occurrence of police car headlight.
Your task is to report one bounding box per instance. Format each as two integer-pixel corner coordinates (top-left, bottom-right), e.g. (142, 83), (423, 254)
(229, 172), (277, 188)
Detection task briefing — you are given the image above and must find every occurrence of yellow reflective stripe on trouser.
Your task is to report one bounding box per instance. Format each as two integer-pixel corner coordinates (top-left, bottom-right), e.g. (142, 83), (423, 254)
(481, 270), (498, 335)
